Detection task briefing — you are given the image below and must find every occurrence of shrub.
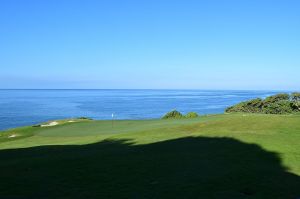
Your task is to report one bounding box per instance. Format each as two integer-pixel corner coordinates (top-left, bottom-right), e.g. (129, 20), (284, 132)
(226, 93), (299, 114)
(185, 112), (199, 118)
(262, 93), (293, 114)
(263, 101), (293, 114)
(292, 102), (300, 112)
(291, 92), (300, 111)
(162, 110), (184, 119)
(77, 117), (92, 120)
(291, 92), (300, 101)
(226, 98), (263, 113)
(264, 93), (290, 104)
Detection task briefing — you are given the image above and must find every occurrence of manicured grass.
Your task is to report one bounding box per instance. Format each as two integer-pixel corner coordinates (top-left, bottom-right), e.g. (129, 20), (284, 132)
(0, 114), (300, 198)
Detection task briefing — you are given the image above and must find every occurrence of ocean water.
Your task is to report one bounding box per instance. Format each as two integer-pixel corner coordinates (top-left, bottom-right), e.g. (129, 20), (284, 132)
(0, 89), (281, 130)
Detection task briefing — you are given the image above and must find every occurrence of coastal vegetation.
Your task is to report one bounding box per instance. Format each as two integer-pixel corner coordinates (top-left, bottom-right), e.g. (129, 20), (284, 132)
(161, 110), (184, 119)
(0, 114), (300, 198)
(185, 112), (199, 118)
(226, 93), (300, 114)
(162, 110), (199, 119)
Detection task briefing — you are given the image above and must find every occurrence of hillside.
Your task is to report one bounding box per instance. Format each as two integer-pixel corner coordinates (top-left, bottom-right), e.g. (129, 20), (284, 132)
(0, 114), (300, 198)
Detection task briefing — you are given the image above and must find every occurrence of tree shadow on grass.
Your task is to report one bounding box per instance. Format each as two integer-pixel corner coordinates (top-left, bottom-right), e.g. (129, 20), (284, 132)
(0, 137), (299, 199)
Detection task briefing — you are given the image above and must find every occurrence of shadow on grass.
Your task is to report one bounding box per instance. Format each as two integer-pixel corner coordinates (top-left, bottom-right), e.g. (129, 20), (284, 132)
(0, 137), (299, 198)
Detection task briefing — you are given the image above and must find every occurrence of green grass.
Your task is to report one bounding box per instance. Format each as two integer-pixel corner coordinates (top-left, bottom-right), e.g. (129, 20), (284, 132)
(0, 114), (300, 198)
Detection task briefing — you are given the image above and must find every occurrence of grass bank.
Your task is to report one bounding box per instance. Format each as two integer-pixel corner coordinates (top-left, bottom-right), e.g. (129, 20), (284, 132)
(0, 114), (300, 198)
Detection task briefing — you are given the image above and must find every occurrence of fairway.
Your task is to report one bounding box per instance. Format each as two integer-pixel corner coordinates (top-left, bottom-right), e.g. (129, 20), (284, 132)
(1, 114), (300, 198)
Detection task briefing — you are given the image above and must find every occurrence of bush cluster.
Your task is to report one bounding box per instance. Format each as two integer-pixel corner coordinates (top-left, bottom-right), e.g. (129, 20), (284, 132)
(226, 93), (300, 114)
(77, 117), (93, 120)
(185, 112), (199, 118)
(162, 110), (199, 119)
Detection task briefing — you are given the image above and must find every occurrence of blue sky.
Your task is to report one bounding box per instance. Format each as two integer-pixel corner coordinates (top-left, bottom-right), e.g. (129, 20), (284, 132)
(0, 0), (299, 90)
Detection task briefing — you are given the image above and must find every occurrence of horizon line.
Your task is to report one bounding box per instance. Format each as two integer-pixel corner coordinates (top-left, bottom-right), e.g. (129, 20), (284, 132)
(0, 88), (297, 92)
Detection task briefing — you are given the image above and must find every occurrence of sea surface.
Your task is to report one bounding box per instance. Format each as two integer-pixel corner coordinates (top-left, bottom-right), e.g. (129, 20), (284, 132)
(0, 89), (282, 130)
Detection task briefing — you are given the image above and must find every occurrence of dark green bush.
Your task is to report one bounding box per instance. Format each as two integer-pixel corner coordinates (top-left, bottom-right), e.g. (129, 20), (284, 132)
(185, 112), (199, 118)
(263, 101), (293, 114)
(291, 92), (300, 111)
(77, 117), (92, 120)
(292, 103), (300, 112)
(262, 93), (293, 114)
(226, 98), (263, 113)
(291, 92), (300, 101)
(162, 110), (184, 119)
(226, 93), (300, 114)
(264, 93), (290, 104)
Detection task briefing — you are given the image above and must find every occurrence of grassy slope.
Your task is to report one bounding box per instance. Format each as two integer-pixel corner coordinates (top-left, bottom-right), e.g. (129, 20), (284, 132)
(0, 114), (300, 198)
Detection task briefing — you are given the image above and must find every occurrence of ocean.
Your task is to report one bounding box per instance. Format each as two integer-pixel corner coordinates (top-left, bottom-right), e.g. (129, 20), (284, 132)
(0, 89), (281, 130)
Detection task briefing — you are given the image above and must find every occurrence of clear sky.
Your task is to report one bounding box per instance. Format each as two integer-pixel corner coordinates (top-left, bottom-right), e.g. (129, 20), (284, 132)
(0, 0), (299, 90)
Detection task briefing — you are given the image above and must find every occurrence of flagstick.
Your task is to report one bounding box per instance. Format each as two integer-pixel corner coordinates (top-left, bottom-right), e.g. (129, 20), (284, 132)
(112, 113), (114, 128)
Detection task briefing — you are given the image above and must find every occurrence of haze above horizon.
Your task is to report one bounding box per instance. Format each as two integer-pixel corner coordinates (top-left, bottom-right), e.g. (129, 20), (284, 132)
(1, 0), (299, 90)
